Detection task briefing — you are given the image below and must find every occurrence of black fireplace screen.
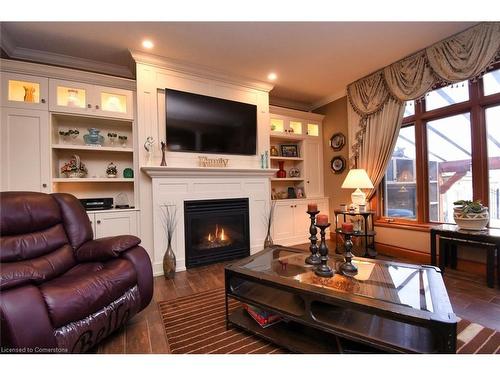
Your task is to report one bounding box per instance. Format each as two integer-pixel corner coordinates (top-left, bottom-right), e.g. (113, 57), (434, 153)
(184, 198), (250, 268)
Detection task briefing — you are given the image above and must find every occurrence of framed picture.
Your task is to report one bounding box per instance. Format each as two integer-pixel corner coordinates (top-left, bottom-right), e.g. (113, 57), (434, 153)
(280, 144), (299, 158)
(330, 132), (346, 151)
(330, 156), (346, 174)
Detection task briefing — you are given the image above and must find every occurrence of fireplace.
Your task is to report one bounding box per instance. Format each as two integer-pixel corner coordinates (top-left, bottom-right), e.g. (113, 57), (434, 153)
(184, 198), (250, 268)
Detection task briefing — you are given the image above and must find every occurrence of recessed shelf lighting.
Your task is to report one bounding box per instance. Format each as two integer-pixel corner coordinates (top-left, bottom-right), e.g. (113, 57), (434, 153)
(267, 72), (277, 81)
(142, 40), (154, 49)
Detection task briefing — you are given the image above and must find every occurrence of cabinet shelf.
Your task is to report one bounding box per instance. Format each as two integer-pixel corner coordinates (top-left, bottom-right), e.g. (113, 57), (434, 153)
(270, 156), (304, 161)
(53, 178), (134, 183)
(271, 178), (304, 182)
(52, 144), (133, 153)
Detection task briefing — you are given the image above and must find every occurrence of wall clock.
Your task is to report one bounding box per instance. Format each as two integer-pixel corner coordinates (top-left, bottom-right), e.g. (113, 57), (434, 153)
(330, 156), (346, 174)
(330, 132), (346, 151)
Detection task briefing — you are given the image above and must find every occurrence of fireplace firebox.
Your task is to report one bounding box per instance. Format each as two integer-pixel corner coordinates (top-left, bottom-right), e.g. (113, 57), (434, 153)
(184, 198), (250, 268)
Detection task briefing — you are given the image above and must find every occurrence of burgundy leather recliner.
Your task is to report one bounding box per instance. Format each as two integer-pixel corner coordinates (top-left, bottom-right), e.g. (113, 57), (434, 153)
(0, 192), (153, 353)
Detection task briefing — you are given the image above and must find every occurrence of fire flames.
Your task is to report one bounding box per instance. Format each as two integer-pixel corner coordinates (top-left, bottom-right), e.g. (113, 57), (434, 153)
(208, 224), (227, 243)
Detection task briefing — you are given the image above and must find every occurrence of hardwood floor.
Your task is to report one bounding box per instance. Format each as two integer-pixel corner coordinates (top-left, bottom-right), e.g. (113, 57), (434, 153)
(97, 241), (500, 354)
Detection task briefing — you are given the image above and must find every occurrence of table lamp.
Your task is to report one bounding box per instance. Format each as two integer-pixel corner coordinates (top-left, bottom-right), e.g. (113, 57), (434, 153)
(341, 169), (374, 206)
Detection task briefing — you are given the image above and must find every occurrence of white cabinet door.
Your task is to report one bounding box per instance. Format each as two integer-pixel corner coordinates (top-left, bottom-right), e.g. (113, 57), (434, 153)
(94, 211), (138, 238)
(293, 201), (311, 237)
(272, 203), (295, 242)
(0, 107), (50, 192)
(94, 85), (134, 120)
(304, 139), (324, 198)
(1, 72), (48, 110)
(49, 79), (94, 115)
(87, 213), (97, 239)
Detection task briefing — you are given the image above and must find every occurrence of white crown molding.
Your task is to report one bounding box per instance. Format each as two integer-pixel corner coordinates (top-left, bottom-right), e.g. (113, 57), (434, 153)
(269, 96), (312, 112)
(310, 89), (347, 110)
(7, 47), (134, 79)
(0, 28), (16, 57)
(0, 58), (136, 91)
(131, 50), (274, 93)
(269, 105), (325, 121)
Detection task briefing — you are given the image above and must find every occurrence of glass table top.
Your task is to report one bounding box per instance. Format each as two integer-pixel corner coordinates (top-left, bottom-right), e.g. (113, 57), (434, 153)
(237, 247), (435, 313)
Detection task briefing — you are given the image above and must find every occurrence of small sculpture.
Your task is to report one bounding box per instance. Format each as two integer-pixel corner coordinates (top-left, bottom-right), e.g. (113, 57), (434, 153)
(106, 162), (118, 178)
(144, 136), (155, 166)
(23, 86), (35, 102)
(160, 141), (167, 166)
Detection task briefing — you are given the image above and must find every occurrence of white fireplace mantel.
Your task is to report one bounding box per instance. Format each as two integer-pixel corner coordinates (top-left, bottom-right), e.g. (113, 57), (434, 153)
(141, 166), (278, 178)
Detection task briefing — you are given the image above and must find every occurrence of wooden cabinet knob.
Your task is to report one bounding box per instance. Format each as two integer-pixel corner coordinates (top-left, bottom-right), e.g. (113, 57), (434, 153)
(95, 105), (100, 110)
(87, 104), (92, 108)
(97, 220), (101, 224)
(42, 183), (47, 188)
(41, 99), (46, 103)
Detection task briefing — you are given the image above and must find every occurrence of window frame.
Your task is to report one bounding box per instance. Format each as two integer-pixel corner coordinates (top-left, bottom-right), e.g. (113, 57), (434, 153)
(377, 63), (500, 227)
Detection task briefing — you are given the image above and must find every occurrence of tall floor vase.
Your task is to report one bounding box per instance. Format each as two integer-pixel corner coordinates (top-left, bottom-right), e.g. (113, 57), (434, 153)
(163, 243), (176, 279)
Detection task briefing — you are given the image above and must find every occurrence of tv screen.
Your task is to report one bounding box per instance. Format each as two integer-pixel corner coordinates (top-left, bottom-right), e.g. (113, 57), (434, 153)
(165, 88), (257, 155)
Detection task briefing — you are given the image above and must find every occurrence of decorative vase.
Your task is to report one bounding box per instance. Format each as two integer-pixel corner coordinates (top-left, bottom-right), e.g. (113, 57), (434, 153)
(453, 207), (489, 230)
(83, 128), (104, 146)
(23, 86), (35, 102)
(163, 243), (176, 279)
(276, 161), (286, 178)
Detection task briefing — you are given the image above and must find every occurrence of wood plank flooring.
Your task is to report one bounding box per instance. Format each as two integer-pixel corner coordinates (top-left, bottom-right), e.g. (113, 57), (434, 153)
(97, 241), (500, 354)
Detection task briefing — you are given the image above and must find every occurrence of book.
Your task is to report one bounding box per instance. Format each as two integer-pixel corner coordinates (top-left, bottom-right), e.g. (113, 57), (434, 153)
(243, 304), (282, 328)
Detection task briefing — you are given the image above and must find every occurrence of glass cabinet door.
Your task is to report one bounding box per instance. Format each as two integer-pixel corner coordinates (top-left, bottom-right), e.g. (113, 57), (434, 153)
(307, 123), (319, 136)
(95, 85), (133, 120)
(1, 72), (48, 110)
(289, 120), (303, 135)
(49, 79), (93, 114)
(270, 117), (285, 134)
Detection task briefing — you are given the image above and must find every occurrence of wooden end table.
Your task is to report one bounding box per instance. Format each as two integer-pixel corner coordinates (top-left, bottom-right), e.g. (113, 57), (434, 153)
(430, 224), (500, 288)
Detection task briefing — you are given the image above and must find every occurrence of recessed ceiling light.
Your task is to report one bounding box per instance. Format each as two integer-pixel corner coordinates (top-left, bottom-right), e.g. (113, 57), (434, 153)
(142, 40), (154, 49)
(267, 72), (277, 81)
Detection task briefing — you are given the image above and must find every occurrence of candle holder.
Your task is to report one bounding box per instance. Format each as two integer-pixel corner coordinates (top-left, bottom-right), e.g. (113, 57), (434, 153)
(315, 222), (334, 277)
(305, 210), (321, 265)
(340, 232), (358, 276)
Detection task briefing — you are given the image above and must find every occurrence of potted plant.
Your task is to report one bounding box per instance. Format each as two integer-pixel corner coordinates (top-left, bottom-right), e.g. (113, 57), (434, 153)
(453, 200), (489, 230)
(61, 154), (87, 178)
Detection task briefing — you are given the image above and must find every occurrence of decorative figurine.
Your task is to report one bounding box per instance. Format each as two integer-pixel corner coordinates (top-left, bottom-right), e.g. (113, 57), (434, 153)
(144, 136), (155, 166)
(123, 168), (134, 178)
(260, 154), (265, 169)
(264, 151), (269, 169)
(160, 141), (167, 166)
(106, 162), (118, 178)
(23, 86), (35, 102)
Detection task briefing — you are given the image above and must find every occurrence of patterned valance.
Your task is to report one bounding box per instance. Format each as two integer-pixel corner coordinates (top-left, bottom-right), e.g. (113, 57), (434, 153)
(347, 22), (500, 166)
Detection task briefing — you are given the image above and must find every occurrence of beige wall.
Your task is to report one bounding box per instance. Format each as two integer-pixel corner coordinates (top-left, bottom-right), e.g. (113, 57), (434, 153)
(314, 96), (351, 219)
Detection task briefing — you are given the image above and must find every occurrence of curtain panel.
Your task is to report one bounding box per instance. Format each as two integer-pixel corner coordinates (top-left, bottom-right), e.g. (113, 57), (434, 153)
(346, 22), (500, 198)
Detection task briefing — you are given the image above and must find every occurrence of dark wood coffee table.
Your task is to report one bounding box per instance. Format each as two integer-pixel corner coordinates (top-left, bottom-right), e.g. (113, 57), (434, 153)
(224, 246), (457, 353)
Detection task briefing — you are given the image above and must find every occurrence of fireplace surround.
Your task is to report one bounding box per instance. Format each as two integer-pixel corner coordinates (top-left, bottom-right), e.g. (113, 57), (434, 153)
(184, 198), (250, 268)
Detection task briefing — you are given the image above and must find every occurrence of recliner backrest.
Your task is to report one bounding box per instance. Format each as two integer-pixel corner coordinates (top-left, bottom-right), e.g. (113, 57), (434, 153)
(0, 192), (93, 290)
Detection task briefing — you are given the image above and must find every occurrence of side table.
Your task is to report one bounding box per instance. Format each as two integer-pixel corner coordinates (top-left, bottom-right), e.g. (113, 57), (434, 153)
(334, 210), (376, 258)
(430, 224), (500, 288)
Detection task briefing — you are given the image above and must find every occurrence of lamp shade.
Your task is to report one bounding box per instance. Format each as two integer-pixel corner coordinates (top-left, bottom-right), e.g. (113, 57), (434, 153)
(341, 169), (374, 189)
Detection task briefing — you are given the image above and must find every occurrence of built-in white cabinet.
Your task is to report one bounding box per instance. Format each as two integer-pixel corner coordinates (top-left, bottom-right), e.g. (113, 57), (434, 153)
(1, 72), (49, 111)
(272, 198), (329, 246)
(88, 210), (138, 239)
(49, 79), (134, 120)
(0, 107), (50, 192)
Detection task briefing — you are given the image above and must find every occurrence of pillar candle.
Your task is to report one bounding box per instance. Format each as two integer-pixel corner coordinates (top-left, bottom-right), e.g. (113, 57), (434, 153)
(307, 203), (318, 212)
(342, 222), (354, 232)
(316, 214), (329, 225)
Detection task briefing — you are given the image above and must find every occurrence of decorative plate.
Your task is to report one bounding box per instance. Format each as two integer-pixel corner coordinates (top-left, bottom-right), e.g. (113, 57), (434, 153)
(289, 167), (300, 178)
(330, 132), (346, 151)
(330, 156), (346, 174)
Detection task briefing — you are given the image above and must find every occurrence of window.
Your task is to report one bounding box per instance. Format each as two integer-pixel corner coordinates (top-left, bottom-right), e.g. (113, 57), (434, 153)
(486, 105), (500, 227)
(483, 68), (500, 96)
(383, 125), (417, 219)
(427, 114), (472, 222)
(380, 63), (500, 226)
(425, 80), (469, 111)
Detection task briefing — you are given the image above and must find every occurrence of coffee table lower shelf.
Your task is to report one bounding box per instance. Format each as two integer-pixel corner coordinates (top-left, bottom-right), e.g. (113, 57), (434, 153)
(228, 308), (382, 354)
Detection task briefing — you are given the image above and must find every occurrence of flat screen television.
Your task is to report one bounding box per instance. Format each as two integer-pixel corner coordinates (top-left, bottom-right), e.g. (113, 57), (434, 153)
(165, 88), (257, 155)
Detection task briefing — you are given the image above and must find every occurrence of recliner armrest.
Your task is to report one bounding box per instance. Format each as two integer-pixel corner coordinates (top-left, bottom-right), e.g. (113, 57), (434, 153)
(75, 235), (141, 262)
